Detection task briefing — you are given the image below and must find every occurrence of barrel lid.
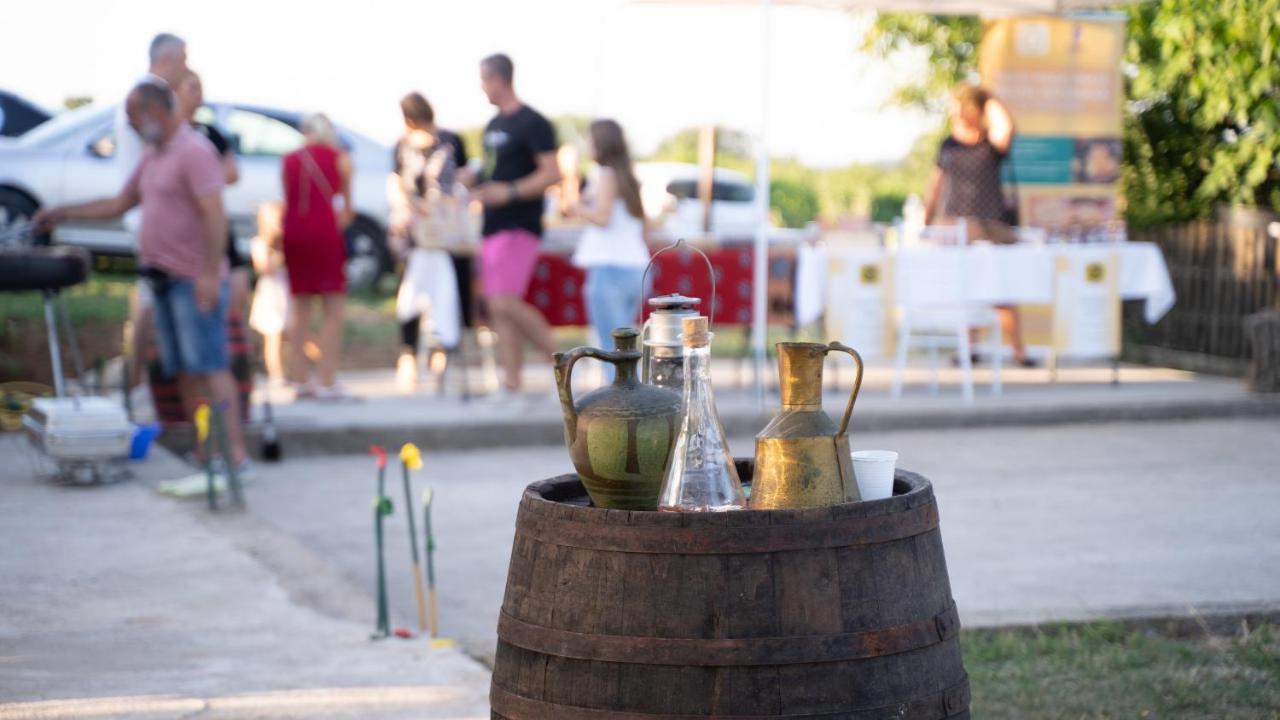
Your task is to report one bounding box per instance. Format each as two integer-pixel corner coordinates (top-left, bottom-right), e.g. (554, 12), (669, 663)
(517, 467), (938, 554)
(648, 293), (701, 310)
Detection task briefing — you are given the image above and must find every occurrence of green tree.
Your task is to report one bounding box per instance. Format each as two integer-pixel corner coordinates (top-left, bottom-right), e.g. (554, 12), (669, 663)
(861, 15), (982, 112)
(1123, 0), (1280, 224)
(770, 178), (819, 228)
(648, 126), (754, 173)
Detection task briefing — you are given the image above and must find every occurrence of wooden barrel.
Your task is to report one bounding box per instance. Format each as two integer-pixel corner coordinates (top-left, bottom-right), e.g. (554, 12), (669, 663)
(491, 460), (968, 719)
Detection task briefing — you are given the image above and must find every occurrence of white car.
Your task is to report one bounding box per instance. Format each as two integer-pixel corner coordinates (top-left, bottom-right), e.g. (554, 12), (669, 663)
(0, 102), (393, 289)
(634, 162), (763, 240)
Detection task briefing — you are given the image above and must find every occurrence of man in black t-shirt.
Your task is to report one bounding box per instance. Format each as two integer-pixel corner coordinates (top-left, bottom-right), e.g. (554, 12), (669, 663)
(465, 53), (561, 398)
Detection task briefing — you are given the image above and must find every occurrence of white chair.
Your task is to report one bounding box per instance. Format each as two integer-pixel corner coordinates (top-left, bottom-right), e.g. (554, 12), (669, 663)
(890, 223), (1002, 403)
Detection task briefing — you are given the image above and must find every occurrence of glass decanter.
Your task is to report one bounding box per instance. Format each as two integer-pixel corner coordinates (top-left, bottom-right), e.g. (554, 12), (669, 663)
(657, 316), (747, 512)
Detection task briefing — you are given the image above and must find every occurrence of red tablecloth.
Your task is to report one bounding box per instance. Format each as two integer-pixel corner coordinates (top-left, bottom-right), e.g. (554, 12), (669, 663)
(525, 247), (774, 328)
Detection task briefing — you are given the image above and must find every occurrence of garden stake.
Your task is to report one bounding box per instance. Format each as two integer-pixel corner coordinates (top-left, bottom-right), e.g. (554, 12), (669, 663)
(195, 404), (216, 510)
(423, 487), (438, 638)
(370, 445), (391, 640)
(399, 443), (428, 633)
(211, 401), (244, 507)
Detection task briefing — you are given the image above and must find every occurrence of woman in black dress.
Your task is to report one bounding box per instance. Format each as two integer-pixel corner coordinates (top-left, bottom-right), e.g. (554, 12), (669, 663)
(924, 84), (1034, 366)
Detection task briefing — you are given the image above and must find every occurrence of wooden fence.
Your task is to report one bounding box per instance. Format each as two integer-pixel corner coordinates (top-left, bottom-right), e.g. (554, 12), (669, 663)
(1125, 221), (1279, 366)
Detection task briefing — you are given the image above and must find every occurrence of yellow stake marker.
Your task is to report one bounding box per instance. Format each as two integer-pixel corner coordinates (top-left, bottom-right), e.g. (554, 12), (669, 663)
(194, 404), (210, 443)
(400, 442), (423, 470)
(398, 442), (428, 632)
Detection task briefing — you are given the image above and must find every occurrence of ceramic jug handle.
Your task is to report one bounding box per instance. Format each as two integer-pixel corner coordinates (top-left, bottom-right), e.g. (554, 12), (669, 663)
(559, 346), (623, 415)
(825, 342), (864, 437)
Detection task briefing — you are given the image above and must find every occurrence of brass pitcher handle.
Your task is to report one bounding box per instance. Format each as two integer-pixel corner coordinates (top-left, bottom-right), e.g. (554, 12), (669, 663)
(824, 342), (864, 437)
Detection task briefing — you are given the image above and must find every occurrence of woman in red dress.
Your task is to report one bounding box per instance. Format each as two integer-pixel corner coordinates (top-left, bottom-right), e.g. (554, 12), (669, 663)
(282, 113), (354, 400)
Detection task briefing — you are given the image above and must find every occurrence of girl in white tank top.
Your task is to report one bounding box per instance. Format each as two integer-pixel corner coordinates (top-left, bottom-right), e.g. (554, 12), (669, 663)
(569, 120), (650, 371)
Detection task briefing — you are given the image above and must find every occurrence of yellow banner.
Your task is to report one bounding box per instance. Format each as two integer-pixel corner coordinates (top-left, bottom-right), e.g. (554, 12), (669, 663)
(980, 16), (1126, 230)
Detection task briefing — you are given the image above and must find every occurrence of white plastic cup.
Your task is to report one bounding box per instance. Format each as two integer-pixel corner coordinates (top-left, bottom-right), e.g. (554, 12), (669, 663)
(852, 450), (899, 501)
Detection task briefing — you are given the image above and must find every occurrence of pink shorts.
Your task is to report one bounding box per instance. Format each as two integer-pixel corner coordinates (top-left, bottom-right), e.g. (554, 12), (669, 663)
(479, 229), (541, 298)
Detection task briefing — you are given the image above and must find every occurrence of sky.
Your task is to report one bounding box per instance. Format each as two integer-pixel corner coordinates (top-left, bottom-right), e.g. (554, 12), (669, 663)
(2, 0), (935, 167)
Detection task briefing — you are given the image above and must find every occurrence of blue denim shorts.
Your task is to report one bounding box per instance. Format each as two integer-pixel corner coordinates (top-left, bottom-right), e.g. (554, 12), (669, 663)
(152, 277), (229, 376)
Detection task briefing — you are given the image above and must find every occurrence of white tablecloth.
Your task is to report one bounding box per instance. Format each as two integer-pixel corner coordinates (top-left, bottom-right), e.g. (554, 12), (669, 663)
(920, 243), (1171, 322)
(833, 242), (1175, 323)
(822, 241), (1175, 358)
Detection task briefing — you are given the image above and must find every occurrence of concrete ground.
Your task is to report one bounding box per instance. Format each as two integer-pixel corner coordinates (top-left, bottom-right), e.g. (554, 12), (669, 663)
(235, 417), (1280, 662)
(0, 435), (491, 719)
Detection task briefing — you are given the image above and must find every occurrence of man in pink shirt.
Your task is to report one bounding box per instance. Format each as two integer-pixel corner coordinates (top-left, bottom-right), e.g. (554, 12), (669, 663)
(35, 82), (248, 472)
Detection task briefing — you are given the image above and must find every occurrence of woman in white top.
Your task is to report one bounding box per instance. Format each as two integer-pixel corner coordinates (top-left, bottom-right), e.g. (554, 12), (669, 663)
(569, 119), (649, 376)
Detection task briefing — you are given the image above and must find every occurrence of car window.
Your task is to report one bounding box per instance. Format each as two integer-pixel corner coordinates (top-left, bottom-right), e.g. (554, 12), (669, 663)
(17, 105), (111, 147)
(665, 179), (754, 203)
(223, 108), (303, 157)
(666, 180), (698, 201)
(714, 182), (754, 203)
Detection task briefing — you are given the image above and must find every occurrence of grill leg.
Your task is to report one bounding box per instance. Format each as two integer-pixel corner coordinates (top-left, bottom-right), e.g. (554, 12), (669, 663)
(57, 294), (87, 393)
(43, 290), (66, 398)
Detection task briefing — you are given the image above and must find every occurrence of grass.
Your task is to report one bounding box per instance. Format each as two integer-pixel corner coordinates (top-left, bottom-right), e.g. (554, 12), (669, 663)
(0, 274), (133, 324)
(963, 621), (1280, 719)
(0, 274), (407, 378)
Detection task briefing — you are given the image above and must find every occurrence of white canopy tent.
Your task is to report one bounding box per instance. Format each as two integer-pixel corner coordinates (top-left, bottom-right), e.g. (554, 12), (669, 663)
(651, 0), (1127, 13)
(638, 0), (1134, 407)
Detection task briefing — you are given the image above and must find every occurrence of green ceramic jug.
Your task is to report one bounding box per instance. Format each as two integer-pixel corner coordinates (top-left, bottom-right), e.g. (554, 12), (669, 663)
(553, 328), (682, 510)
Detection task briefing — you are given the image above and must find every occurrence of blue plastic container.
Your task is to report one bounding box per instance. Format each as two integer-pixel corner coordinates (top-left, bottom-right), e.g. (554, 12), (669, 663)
(129, 422), (161, 460)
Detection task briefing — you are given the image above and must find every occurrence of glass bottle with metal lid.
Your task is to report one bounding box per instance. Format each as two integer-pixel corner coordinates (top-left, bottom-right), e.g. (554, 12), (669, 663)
(638, 238), (717, 396)
(641, 293), (701, 394)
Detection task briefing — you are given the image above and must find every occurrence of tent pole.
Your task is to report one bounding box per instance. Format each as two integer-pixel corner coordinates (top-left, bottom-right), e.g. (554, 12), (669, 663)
(752, 0), (772, 411)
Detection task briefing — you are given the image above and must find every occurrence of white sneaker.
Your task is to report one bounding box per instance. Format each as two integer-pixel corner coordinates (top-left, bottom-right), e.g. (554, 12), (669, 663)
(315, 383), (359, 402)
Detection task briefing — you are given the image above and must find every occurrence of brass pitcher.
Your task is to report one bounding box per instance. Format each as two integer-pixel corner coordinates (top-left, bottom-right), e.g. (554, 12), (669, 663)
(752, 342), (865, 509)
(554, 328), (682, 510)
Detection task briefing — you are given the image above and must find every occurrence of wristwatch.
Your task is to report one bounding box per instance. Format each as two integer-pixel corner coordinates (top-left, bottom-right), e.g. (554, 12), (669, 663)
(507, 182), (519, 203)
